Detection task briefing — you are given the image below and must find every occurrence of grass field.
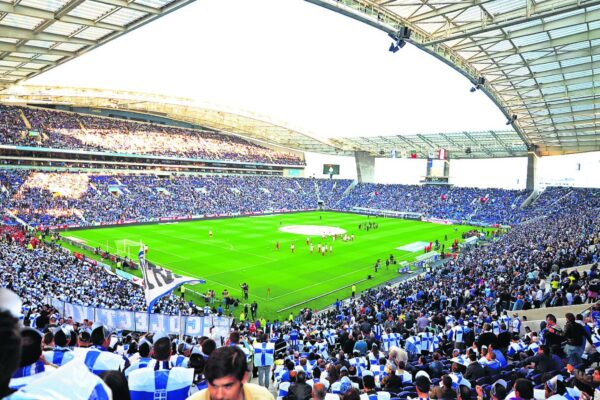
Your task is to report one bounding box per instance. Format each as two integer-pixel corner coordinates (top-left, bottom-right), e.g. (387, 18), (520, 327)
(64, 211), (480, 320)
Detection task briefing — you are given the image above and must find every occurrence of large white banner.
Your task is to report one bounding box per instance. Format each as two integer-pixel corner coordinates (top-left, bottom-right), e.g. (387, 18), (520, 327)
(51, 299), (232, 337)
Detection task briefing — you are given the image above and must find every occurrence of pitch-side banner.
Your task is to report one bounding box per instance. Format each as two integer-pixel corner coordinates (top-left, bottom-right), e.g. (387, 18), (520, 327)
(51, 299), (232, 337)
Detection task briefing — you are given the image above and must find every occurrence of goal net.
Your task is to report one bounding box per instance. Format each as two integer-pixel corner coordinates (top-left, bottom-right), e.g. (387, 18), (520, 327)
(115, 239), (140, 259)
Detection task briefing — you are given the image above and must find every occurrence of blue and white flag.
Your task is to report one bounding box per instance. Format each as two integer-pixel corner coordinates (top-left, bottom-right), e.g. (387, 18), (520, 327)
(277, 381), (291, 399)
(528, 342), (540, 354)
(254, 342), (275, 367)
(125, 357), (156, 378)
(317, 341), (329, 359)
(405, 336), (421, 354)
(449, 372), (471, 389)
(82, 348), (126, 375)
(129, 367), (194, 400)
(592, 334), (600, 351)
(43, 348), (75, 367)
(170, 354), (189, 368)
(138, 244), (204, 312)
(507, 341), (528, 358)
(8, 360), (111, 400)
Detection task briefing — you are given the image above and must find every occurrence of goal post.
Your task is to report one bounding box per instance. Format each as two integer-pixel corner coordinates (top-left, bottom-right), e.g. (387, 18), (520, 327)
(115, 239), (140, 258)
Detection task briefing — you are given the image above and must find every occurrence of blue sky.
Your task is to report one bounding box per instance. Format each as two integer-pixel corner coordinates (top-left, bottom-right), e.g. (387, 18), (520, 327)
(28, 0), (511, 138)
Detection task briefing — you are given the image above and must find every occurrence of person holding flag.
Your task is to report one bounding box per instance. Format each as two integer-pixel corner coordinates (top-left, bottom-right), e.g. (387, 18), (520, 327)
(253, 333), (275, 389)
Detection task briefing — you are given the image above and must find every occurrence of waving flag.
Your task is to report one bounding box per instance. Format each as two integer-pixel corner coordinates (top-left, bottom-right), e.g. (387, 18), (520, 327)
(138, 243), (204, 312)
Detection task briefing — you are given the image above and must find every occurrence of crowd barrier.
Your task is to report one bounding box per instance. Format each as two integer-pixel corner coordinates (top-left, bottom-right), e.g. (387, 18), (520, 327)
(50, 298), (233, 338)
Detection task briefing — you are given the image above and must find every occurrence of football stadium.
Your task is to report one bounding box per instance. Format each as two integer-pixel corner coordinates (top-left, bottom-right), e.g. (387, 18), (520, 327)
(1, 1), (600, 399)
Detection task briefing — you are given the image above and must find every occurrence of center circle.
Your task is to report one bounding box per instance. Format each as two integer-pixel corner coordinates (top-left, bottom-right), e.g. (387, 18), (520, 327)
(278, 225), (347, 236)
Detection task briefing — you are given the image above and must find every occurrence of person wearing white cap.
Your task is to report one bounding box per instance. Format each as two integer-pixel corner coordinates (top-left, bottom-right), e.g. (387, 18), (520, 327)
(82, 323), (127, 375)
(414, 371), (432, 400)
(128, 331), (193, 400)
(43, 326), (75, 367)
(545, 375), (581, 400)
(476, 379), (507, 400)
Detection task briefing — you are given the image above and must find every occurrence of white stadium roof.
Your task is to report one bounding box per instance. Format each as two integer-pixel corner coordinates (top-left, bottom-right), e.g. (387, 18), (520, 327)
(1, 0), (599, 158)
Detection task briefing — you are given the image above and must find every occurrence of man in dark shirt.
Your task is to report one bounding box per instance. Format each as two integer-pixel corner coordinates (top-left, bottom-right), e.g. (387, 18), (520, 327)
(477, 323), (498, 350)
(496, 323), (511, 352)
(286, 371), (312, 400)
(564, 312), (592, 365)
(521, 345), (564, 374)
(464, 352), (485, 381)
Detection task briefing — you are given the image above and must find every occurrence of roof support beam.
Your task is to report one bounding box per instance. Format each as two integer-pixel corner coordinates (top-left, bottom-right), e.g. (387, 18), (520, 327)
(0, 3), (124, 31)
(491, 60), (600, 85)
(467, 29), (600, 63)
(91, 0), (158, 14)
(0, 26), (95, 45)
(453, 9), (600, 52)
(2, 55), (57, 65)
(489, 130), (516, 156)
(410, 0), (493, 23)
(424, 0), (600, 45)
(0, 42), (73, 56)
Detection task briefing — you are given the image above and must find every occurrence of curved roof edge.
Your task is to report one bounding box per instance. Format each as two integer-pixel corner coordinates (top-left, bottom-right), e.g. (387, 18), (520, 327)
(0, 84), (351, 155)
(305, 0), (600, 157)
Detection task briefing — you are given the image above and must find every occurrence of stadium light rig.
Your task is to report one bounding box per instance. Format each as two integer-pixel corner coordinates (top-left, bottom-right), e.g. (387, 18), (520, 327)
(388, 27), (411, 53)
(506, 114), (518, 125)
(470, 77), (486, 92)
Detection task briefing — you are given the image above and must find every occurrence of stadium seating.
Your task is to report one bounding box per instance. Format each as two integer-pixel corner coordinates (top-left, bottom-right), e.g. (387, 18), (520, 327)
(2, 110), (600, 400)
(0, 104), (304, 165)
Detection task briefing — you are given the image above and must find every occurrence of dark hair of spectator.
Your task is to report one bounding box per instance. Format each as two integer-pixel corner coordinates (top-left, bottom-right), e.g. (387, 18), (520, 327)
(0, 311), (21, 398)
(204, 346), (247, 383)
(515, 378), (534, 400)
(341, 388), (361, 400)
(99, 371), (131, 400)
(20, 328), (43, 367)
(153, 338), (171, 361)
(202, 339), (217, 356)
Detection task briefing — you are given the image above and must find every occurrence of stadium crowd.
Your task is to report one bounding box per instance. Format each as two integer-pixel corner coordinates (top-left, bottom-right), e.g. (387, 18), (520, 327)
(337, 184), (530, 225)
(0, 172), (599, 398)
(2, 104), (600, 398)
(0, 104), (303, 165)
(2, 252), (600, 400)
(0, 170), (545, 227)
(0, 232), (198, 316)
(0, 171), (355, 227)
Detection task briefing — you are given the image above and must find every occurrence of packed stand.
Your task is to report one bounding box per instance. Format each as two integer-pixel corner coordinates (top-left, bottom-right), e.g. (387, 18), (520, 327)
(0, 232), (200, 316)
(0, 171), (339, 227)
(4, 264), (600, 400)
(337, 184), (530, 225)
(0, 104), (304, 165)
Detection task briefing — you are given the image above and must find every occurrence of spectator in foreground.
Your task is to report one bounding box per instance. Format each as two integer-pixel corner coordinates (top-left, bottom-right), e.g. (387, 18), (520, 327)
(0, 309), (21, 398)
(188, 346), (273, 400)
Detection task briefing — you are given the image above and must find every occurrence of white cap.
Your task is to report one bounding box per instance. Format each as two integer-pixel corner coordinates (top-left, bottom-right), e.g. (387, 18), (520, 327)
(415, 370), (431, 382)
(153, 331), (170, 344)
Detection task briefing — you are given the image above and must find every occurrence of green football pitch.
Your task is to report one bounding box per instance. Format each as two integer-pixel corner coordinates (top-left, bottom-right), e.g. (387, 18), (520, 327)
(64, 211), (480, 321)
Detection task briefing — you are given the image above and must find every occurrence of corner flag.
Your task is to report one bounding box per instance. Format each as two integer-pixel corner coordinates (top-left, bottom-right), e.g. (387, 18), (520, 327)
(138, 244), (204, 313)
